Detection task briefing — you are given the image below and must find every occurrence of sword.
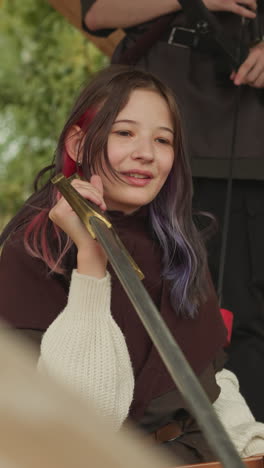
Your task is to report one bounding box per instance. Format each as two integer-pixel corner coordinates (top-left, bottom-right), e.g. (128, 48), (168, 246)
(52, 173), (246, 468)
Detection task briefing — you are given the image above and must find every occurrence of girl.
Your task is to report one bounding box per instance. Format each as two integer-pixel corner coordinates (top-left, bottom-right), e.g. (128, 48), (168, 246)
(0, 66), (263, 464)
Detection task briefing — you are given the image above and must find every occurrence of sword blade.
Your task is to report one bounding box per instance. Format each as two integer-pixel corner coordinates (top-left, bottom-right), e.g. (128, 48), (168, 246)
(53, 174), (246, 468)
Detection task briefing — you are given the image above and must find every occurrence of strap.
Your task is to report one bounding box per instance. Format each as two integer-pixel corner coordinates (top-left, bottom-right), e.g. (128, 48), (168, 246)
(112, 13), (176, 65)
(178, 0), (249, 67)
(217, 19), (246, 306)
(149, 421), (184, 443)
(114, 2), (249, 68)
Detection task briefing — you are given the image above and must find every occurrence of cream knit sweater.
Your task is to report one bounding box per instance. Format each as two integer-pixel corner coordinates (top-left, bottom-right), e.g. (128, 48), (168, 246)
(39, 270), (264, 456)
(38, 270), (134, 431)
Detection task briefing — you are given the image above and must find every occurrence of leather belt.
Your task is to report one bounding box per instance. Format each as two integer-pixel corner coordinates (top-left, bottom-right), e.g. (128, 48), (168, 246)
(150, 421), (184, 443)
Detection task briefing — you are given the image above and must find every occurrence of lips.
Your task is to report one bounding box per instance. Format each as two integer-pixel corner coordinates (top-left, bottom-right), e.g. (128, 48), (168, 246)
(120, 170), (153, 186)
(125, 173), (148, 179)
(120, 170), (153, 179)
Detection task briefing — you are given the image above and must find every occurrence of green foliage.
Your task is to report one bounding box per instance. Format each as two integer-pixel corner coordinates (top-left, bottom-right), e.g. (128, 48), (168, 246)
(0, 0), (108, 228)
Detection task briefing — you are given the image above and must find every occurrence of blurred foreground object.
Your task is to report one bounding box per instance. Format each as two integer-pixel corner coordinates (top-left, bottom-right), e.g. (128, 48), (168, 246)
(0, 321), (176, 468)
(0, 322), (263, 467)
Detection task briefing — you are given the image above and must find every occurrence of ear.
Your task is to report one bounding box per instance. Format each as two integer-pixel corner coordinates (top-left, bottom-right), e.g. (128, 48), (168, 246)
(64, 125), (84, 163)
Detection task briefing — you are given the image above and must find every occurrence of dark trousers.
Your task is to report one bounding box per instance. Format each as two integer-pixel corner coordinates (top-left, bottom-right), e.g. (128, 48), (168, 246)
(193, 178), (264, 422)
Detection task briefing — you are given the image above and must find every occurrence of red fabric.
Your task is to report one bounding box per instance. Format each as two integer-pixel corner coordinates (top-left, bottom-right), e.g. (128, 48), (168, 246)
(220, 308), (234, 346)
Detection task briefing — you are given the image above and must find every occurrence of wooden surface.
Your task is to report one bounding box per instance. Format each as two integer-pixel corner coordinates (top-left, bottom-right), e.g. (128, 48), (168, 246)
(47, 0), (124, 57)
(177, 455), (264, 468)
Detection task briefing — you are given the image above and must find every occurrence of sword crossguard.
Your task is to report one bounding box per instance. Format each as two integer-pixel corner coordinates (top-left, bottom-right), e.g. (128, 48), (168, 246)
(51, 173), (112, 239)
(51, 173), (144, 280)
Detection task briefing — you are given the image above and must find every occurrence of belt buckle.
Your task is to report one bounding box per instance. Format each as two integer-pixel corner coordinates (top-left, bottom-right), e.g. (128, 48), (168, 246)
(168, 26), (198, 49)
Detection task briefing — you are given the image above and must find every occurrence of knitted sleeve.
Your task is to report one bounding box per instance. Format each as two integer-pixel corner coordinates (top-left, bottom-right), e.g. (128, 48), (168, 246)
(38, 270), (134, 431)
(213, 368), (264, 457)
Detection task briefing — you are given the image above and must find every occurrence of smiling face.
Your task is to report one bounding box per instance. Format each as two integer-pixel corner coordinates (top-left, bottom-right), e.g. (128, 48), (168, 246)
(99, 89), (175, 214)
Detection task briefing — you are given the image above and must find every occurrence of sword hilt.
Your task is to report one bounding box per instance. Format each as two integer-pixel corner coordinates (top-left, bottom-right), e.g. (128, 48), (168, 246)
(51, 173), (144, 280)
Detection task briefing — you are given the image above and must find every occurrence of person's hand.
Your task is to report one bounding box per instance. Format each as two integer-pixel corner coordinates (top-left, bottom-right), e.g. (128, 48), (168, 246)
(203, 0), (256, 18)
(230, 42), (264, 88)
(49, 175), (108, 277)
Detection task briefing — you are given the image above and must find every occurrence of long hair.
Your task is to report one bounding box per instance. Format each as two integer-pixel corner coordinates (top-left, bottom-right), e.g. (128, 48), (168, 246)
(0, 65), (208, 317)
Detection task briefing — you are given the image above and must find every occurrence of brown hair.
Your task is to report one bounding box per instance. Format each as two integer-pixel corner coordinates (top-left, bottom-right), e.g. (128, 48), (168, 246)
(1, 65), (208, 316)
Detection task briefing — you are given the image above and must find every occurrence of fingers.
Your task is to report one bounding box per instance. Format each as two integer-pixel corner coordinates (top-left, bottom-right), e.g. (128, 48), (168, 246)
(245, 60), (263, 85)
(234, 55), (256, 85)
(71, 178), (107, 211)
(232, 6), (256, 19)
(50, 176), (107, 226)
(205, 0), (257, 17)
(231, 0), (257, 18)
(49, 196), (67, 223)
(90, 175), (104, 196)
(253, 71), (264, 88)
(49, 176), (107, 250)
(240, 0), (256, 8)
(232, 43), (264, 88)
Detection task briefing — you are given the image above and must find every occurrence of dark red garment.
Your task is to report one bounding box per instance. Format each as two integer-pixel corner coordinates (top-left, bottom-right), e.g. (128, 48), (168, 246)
(0, 207), (227, 422)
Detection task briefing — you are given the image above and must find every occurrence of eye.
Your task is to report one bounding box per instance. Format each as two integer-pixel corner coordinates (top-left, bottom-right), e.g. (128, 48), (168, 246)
(156, 137), (172, 145)
(115, 130), (132, 137)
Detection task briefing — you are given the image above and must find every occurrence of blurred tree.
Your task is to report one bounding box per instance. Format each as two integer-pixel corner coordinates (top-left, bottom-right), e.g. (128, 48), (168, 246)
(0, 0), (108, 228)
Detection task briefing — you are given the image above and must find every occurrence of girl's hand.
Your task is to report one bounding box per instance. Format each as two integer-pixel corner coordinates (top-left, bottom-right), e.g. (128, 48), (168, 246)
(49, 175), (108, 278)
(203, 0), (256, 18)
(231, 42), (264, 88)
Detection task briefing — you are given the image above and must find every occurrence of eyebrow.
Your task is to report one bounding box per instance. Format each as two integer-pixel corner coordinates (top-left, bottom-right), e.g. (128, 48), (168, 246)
(114, 119), (174, 135)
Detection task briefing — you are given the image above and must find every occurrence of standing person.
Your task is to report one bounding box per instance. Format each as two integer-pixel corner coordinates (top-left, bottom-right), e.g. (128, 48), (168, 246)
(1, 66), (264, 464)
(81, 0), (264, 423)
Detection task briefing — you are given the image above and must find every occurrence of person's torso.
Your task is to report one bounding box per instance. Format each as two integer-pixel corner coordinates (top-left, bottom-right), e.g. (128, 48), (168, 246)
(113, 11), (264, 179)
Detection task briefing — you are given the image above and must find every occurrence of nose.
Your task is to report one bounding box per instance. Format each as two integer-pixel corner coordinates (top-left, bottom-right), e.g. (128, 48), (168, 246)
(131, 137), (154, 163)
